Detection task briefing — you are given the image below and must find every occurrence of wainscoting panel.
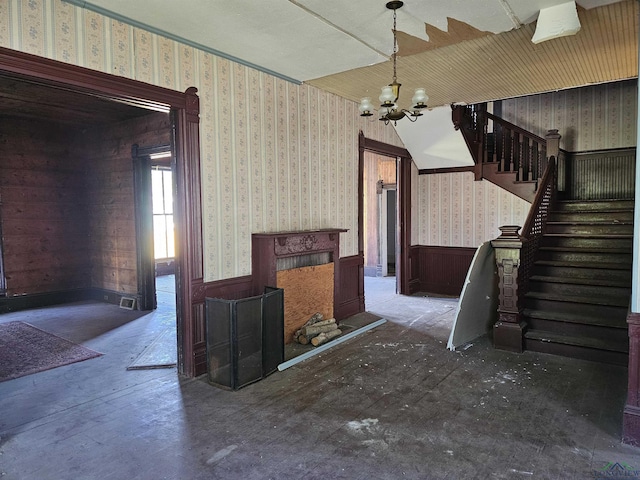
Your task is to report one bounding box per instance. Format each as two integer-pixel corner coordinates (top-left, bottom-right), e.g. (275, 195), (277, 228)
(411, 246), (477, 296)
(192, 275), (254, 376)
(567, 148), (636, 200)
(336, 255), (364, 320)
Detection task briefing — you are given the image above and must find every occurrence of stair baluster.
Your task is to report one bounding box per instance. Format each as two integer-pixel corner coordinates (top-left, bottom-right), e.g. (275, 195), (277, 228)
(451, 105), (563, 201)
(518, 132), (525, 181)
(527, 137), (534, 182)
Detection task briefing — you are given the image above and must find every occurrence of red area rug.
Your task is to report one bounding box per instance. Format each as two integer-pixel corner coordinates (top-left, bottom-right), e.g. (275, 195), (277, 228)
(0, 321), (102, 382)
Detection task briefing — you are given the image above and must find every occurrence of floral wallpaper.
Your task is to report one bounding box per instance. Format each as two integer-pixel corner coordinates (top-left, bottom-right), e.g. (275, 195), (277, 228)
(0, 0), (402, 281)
(416, 172), (530, 248)
(501, 80), (638, 152)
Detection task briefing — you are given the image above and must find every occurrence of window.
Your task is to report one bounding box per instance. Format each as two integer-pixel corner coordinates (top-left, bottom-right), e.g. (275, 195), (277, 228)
(151, 167), (174, 260)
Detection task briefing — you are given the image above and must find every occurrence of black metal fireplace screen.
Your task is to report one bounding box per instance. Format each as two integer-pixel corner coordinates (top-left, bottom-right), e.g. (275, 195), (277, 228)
(205, 287), (284, 390)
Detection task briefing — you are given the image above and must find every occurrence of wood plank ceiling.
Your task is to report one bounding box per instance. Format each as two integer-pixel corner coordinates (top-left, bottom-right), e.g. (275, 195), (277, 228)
(307, 0), (638, 110)
(72, 0), (638, 109)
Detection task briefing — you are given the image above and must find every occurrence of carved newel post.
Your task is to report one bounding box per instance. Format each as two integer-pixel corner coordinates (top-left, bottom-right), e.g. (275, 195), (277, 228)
(623, 314), (640, 446)
(491, 225), (526, 352)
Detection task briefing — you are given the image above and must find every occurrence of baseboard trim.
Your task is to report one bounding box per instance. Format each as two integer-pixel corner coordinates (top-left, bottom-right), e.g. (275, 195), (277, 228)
(0, 289), (90, 313)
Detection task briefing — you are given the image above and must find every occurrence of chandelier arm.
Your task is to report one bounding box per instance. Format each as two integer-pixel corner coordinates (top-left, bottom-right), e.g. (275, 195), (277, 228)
(404, 112), (418, 122)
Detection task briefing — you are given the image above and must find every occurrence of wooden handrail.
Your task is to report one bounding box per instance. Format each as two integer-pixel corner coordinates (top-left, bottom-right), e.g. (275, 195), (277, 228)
(485, 112), (546, 145)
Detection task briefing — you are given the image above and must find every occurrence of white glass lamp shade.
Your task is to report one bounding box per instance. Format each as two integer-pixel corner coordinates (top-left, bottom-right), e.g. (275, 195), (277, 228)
(412, 88), (428, 109)
(358, 97), (374, 117)
(379, 86), (396, 106)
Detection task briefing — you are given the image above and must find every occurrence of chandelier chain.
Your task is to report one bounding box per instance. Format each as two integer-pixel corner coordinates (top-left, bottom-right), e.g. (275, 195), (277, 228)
(358, 1), (428, 125)
(392, 7), (398, 83)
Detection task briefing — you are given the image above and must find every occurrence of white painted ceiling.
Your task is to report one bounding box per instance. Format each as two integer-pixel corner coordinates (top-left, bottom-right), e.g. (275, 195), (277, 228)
(68, 0), (636, 170)
(394, 107), (474, 170)
(71, 0), (625, 83)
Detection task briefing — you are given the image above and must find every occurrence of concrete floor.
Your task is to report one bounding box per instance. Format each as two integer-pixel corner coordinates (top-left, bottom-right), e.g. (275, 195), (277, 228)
(0, 276), (638, 479)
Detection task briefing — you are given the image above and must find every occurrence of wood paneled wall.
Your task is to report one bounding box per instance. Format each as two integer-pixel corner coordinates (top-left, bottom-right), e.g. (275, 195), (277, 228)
(566, 147), (636, 200)
(410, 245), (476, 296)
(0, 112), (170, 308)
(80, 112), (171, 298)
(0, 117), (89, 297)
(337, 255), (364, 319)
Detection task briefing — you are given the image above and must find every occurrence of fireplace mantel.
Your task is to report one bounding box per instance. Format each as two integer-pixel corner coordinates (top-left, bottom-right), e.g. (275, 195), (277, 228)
(253, 229), (347, 259)
(251, 229), (347, 323)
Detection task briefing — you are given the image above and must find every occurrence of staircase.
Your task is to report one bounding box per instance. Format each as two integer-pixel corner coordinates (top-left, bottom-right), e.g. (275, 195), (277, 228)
(452, 103), (556, 203)
(523, 199), (634, 365)
(453, 103), (635, 365)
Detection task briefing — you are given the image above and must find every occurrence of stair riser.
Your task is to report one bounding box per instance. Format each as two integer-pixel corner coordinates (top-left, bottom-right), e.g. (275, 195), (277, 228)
(545, 224), (633, 235)
(524, 338), (628, 366)
(540, 236), (633, 250)
(537, 250), (632, 264)
(556, 201), (635, 212)
(524, 297), (628, 317)
(549, 211), (635, 222)
(528, 281), (631, 298)
(526, 317), (628, 343)
(532, 265), (632, 282)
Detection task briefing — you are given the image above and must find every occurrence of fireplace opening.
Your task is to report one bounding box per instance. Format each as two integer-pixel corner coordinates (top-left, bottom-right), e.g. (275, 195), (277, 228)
(278, 261), (334, 343)
(252, 229), (347, 345)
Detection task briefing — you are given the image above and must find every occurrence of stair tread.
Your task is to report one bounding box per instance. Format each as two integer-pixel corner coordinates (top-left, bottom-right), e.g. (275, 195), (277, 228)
(525, 291), (629, 307)
(557, 199), (634, 203)
(542, 234), (633, 239)
(529, 275), (631, 288)
(525, 330), (629, 353)
(551, 208), (634, 213)
(546, 220), (633, 225)
(535, 260), (632, 270)
(539, 245), (632, 253)
(523, 308), (628, 328)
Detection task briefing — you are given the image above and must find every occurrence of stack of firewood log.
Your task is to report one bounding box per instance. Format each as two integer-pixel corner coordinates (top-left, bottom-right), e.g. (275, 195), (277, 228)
(293, 312), (341, 347)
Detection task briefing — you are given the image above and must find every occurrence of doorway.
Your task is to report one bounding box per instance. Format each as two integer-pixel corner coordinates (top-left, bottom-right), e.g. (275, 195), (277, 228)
(381, 186), (397, 277)
(363, 150), (398, 280)
(358, 132), (413, 298)
(133, 145), (177, 312)
(0, 47), (203, 376)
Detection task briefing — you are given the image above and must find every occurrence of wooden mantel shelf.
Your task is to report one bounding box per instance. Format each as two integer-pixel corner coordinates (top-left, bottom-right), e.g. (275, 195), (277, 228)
(252, 228), (347, 241)
(252, 229), (347, 237)
(252, 229), (347, 259)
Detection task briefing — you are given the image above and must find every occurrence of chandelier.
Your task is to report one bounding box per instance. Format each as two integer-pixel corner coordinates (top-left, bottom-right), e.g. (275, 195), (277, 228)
(359, 1), (428, 125)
